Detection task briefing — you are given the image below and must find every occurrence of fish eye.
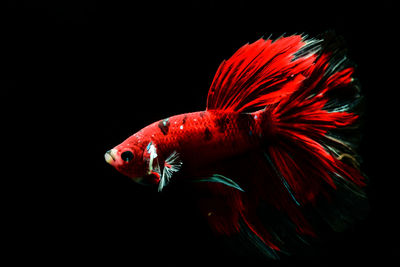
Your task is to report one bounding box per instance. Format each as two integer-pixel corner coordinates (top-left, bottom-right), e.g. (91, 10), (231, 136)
(121, 151), (134, 162)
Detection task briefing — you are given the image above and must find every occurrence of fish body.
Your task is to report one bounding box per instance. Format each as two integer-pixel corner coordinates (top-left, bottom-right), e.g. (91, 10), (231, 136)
(107, 109), (270, 186)
(105, 33), (367, 259)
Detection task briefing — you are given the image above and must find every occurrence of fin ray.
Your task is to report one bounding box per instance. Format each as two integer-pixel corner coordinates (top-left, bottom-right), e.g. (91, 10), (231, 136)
(193, 174), (245, 192)
(158, 151), (182, 191)
(206, 35), (320, 112)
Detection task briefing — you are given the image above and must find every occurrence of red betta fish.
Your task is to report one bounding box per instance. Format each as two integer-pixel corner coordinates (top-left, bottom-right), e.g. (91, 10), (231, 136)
(105, 33), (367, 259)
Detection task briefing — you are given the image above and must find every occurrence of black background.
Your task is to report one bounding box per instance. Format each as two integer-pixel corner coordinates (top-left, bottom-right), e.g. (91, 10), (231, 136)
(4, 0), (399, 266)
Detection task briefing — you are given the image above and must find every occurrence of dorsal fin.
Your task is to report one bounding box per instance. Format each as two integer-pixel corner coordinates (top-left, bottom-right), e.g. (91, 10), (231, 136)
(206, 35), (321, 112)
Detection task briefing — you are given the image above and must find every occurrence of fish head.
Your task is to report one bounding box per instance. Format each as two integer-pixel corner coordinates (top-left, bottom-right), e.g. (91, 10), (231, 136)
(105, 135), (161, 186)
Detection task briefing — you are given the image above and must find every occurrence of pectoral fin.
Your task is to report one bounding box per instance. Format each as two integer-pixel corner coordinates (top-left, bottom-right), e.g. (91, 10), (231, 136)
(158, 151), (182, 192)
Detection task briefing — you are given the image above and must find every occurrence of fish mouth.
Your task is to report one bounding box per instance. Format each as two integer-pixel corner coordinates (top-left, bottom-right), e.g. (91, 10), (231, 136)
(105, 149), (117, 164)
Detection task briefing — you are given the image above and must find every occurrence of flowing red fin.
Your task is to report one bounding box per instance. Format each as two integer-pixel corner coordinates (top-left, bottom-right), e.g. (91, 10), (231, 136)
(196, 33), (367, 259)
(194, 182), (244, 236)
(267, 37), (366, 198)
(191, 151), (317, 259)
(193, 179), (281, 259)
(206, 35), (320, 112)
(261, 33), (367, 235)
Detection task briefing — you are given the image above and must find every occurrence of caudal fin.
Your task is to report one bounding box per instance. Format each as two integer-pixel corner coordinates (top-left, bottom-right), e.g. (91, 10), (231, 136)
(199, 32), (367, 259)
(267, 32), (366, 202)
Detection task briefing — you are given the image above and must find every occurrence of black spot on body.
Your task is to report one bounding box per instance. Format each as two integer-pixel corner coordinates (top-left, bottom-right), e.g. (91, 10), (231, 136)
(182, 115), (187, 125)
(158, 118), (170, 135)
(216, 117), (227, 133)
(247, 115), (255, 130)
(204, 127), (213, 141)
(199, 111), (205, 118)
(236, 115), (246, 132)
(237, 114), (255, 136)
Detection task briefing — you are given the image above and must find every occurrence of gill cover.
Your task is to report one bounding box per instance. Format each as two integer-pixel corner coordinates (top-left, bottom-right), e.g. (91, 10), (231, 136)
(143, 142), (161, 180)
